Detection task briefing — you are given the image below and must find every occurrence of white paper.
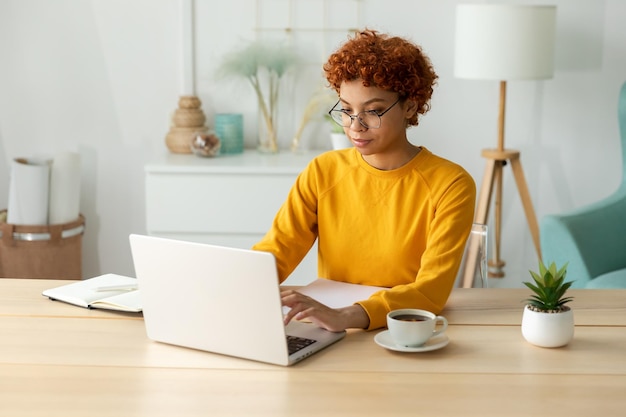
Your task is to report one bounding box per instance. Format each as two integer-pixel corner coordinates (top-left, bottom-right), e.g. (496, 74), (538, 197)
(285, 279), (388, 309)
(48, 151), (81, 224)
(7, 157), (51, 225)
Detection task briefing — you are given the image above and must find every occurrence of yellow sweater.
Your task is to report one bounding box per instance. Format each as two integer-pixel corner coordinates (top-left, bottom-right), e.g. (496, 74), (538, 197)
(253, 147), (476, 329)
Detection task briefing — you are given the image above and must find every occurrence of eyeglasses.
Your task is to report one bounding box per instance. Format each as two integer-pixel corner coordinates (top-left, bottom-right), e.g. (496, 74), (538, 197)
(328, 97), (401, 129)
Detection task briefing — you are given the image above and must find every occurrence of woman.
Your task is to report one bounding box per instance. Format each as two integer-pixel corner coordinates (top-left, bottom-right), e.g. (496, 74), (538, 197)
(253, 29), (476, 332)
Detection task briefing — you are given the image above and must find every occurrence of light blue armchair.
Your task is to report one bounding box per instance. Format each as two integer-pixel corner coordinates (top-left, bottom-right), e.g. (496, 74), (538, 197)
(540, 81), (626, 288)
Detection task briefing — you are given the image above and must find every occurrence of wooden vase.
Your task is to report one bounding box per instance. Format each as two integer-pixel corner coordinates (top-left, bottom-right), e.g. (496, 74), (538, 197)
(165, 96), (208, 154)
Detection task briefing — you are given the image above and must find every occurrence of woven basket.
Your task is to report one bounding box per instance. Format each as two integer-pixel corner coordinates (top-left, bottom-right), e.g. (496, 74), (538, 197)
(0, 210), (85, 279)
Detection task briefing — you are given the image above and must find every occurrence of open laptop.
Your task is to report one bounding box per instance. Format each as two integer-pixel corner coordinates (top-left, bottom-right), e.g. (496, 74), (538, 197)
(129, 234), (346, 366)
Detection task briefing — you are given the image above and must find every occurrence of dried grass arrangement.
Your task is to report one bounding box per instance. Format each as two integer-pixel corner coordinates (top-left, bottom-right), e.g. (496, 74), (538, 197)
(290, 86), (338, 152)
(217, 40), (301, 152)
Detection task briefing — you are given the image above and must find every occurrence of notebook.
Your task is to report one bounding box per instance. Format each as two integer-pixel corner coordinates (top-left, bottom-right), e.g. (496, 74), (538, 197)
(42, 273), (141, 312)
(129, 234), (346, 366)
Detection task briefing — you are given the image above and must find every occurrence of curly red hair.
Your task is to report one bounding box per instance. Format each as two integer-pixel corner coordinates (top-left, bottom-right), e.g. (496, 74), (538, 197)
(324, 29), (438, 126)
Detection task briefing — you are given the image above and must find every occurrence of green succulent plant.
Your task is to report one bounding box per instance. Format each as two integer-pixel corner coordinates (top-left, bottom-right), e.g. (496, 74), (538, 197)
(523, 261), (574, 312)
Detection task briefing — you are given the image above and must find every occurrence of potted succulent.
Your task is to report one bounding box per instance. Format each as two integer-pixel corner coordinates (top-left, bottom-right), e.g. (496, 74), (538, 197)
(521, 261), (574, 348)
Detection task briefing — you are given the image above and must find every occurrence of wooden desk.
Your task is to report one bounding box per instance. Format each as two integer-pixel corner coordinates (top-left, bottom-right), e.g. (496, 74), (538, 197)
(1, 279), (625, 416)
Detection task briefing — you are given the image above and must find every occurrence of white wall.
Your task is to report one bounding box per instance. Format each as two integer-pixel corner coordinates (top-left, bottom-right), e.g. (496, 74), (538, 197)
(0, 0), (624, 287)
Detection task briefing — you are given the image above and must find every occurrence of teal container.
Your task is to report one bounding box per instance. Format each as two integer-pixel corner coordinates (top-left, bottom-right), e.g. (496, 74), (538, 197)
(214, 113), (244, 154)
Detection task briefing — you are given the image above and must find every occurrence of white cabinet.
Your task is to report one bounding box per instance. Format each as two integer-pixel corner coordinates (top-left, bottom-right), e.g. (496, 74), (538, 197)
(145, 150), (322, 285)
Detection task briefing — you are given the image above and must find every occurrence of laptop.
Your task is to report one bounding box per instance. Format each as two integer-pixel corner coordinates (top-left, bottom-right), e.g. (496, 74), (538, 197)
(129, 234), (346, 366)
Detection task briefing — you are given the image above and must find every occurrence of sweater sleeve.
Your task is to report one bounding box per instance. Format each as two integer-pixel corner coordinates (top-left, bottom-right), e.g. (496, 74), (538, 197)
(252, 162), (319, 282)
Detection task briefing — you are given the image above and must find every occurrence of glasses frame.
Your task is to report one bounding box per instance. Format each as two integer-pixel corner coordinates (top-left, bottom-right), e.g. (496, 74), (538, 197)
(328, 97), (401, 129)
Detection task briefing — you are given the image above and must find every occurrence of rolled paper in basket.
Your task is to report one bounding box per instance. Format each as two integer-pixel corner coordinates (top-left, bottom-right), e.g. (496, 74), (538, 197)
(7, 158), (51, 225)
(48, 152), (81, 225)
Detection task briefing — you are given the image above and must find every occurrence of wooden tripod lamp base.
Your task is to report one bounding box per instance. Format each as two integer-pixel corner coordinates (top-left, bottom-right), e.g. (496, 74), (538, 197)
(474, 147), (542, 278)
(453, 5), (557, 283)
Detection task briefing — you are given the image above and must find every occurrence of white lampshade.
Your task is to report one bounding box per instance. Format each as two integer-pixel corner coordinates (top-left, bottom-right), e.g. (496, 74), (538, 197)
(454, 4), (557, 80)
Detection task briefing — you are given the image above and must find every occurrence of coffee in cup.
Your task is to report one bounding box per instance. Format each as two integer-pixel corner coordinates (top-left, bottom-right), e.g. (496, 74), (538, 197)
(387, 308), (448, 347)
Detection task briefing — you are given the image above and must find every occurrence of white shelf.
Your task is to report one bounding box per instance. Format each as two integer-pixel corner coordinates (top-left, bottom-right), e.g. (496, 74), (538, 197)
(145, 150), (323, 174)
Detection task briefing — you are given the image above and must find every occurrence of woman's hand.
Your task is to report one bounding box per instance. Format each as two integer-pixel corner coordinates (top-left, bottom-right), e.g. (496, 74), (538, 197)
(281, 289), (370, 332)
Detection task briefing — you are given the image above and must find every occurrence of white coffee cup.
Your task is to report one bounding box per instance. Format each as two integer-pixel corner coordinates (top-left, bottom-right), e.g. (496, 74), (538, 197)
(387, 309), (448, 347)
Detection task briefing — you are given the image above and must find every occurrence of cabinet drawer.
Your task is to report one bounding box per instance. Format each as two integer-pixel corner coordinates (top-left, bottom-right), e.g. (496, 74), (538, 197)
(146, 172), (295, 234)
(145, 151), (322, 285)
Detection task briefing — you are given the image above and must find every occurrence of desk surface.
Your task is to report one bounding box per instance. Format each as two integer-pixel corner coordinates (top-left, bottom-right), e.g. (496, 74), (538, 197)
(1, 279), (625, 416)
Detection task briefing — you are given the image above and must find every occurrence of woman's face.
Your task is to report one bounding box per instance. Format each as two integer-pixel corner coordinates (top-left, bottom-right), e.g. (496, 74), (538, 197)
(338, 81), (414, 161)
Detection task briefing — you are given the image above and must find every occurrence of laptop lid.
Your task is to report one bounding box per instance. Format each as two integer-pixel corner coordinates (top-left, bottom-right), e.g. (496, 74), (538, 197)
(129, 234), (345, 366)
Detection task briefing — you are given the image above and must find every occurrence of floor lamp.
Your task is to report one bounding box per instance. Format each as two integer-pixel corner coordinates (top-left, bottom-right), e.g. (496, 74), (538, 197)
(454, 5), (557, 281)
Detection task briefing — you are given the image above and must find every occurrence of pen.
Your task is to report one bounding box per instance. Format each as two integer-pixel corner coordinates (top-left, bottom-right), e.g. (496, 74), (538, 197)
(94, 284), (138, 292)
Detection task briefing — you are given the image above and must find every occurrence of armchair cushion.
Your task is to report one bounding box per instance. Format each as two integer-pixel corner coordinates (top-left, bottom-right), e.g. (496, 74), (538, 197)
(586, 269), (626, 289)
(540, 188), (626, 289)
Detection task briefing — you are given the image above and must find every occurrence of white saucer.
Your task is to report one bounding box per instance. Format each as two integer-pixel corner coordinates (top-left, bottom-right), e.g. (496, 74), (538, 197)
(374, 330), (449, 353)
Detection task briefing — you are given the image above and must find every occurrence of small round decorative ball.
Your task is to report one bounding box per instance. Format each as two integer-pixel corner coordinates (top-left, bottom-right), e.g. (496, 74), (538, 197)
(190, 131), (221, 157)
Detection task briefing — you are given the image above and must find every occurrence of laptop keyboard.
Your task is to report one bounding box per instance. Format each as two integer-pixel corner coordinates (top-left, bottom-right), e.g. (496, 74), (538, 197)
(286, 335), (316, 355)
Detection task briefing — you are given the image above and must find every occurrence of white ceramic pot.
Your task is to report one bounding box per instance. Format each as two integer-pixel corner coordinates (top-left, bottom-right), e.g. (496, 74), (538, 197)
(521, 305), (574, 348)
(330, 133), (352, 150)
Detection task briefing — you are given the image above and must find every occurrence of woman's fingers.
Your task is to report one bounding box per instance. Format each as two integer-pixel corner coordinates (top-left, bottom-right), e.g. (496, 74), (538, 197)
(281, 290), (328, 323)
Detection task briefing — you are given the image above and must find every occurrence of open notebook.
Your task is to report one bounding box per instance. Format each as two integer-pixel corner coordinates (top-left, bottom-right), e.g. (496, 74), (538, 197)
(42, 274), (141, 312)
(129, 234), (346, 366)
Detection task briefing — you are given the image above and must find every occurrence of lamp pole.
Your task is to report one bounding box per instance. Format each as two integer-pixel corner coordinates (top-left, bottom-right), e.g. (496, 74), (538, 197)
(473, 80), (541, 278)
(455, 4), (555, 283)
